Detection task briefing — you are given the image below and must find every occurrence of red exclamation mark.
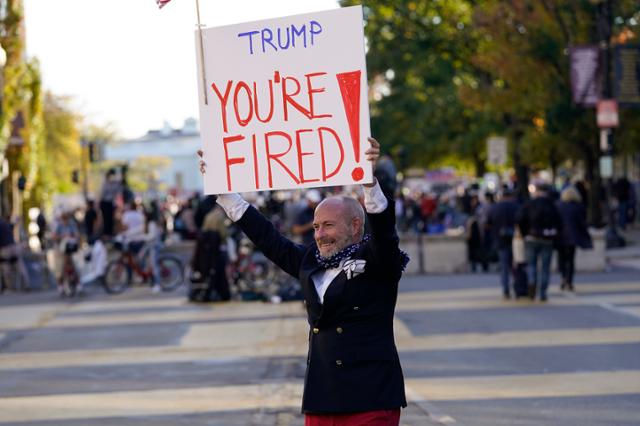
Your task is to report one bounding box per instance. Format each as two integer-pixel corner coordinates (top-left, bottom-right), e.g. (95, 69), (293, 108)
(336, 71), (363, 181)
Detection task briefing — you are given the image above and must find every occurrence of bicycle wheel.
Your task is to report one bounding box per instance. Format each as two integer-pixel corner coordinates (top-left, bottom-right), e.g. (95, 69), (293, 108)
(103, 260), (131, 294)
(156, 255), (184, 292)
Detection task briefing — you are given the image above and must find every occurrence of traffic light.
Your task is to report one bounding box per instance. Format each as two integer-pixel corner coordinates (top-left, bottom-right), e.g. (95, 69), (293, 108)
(71, 169), (79, 184)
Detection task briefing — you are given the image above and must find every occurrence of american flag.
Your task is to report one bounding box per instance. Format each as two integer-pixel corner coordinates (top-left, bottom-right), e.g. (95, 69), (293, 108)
(156, 0), (172, 9)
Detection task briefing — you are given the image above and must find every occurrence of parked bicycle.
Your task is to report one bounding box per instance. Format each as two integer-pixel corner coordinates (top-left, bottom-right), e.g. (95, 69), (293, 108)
(227, 234), (301, 301)
(104, 240), (184, 294)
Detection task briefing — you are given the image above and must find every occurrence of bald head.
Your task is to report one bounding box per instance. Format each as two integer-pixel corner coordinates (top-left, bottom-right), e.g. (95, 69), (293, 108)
(313, 195), (365, 257)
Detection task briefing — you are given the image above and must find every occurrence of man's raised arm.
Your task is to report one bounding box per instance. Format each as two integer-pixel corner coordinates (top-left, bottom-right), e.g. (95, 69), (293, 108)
(197, 151), (304, 278)
(359, 139), (407, 274)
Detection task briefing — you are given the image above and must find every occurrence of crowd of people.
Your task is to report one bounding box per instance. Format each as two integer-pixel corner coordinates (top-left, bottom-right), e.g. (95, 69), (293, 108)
(392, 176), (639, 301)
(2, 162), (638, 304)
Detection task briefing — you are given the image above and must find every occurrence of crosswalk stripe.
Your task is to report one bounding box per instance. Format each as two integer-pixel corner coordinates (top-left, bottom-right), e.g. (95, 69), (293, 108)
(2, 370), (638, 422)
(1, 324), (638, 371)
(32, 293), (640, 329)
(0, 304), (66, 331)
(397, 326), (640, 351)
(69, 298), (186, 312)
(44, 301), (303, 328)
(406, 370), (640, 401)
(397, 294), (640, 312)
(398, 281), (640, 303)
(0, 383), (303, 423)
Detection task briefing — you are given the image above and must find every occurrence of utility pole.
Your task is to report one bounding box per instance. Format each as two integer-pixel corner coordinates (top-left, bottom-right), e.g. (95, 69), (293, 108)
(594, 0), (625, 248)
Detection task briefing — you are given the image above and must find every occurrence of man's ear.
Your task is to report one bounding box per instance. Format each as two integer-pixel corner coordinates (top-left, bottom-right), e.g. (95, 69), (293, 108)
(351, 217), (362, 236)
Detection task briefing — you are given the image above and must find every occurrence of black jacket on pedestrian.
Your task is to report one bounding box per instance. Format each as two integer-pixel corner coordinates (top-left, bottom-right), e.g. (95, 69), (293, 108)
(556, 200), (592, 249)
(516, 196), (562, 241)
(487, 199), (519, 249)
(235, 199), (407, 414)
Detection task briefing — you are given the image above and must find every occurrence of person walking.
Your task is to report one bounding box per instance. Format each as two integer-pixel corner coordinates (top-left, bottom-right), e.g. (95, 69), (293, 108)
(99, 169), (121, 238)
(556, 186), (592, 291)
(487, 187), (520, 299)
(191, 205), (231, 302)
(466, 193), (488, 272)
(613, 177), (632, 230)
(199, 138), (409, 425)
(83, 199), (100, 241)
(516, 184), (562, 301)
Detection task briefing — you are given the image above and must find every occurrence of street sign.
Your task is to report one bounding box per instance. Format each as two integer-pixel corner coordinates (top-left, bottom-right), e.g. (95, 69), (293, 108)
(599, 155), (613, 178)
(596, 100), (619, 128)
(570, 46), (600, 107)
(614, 45), (640, 107)
(487, 136), (507, 166)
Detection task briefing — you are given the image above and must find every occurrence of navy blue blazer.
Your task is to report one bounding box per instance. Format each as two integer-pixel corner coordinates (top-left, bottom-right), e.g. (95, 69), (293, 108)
(235, 199), (407, 413)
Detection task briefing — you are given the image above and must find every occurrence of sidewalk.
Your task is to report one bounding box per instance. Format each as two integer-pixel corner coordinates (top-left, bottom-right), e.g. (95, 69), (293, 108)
(607, 225), (640, 270)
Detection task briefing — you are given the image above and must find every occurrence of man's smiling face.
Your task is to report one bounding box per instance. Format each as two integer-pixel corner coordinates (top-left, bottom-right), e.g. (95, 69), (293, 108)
(313, 198), (359, 258)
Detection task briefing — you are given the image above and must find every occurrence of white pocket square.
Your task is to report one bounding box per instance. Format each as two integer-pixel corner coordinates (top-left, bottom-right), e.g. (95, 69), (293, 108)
(342, 259), (366, 280)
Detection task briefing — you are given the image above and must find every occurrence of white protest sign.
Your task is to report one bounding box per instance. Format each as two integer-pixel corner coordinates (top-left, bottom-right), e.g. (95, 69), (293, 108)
(196, 6), (371, 194)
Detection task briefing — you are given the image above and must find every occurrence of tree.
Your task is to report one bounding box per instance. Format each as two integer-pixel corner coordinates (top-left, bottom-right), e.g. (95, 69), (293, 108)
(340, 0), (639, 224)
(466, 0), (639, 222)
(0, 0), (48, 219)
(340, 0), (498, 176)
(41, 93), (81, 194)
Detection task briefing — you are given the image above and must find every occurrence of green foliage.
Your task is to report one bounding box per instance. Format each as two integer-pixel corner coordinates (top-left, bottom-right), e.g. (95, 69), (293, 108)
(339, 0), (640, 178)
(340, 0), (500, 175)
(0, 1), (49, 220)
(41, 93), (81, 194)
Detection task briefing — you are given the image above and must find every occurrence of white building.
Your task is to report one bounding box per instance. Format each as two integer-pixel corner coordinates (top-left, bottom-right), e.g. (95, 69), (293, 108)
(105, 118), (203, 195)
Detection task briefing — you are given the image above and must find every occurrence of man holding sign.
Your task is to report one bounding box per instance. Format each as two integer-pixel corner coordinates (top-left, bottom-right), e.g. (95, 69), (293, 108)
(199, 137), (408, 425)
(196, 7), (408, 424)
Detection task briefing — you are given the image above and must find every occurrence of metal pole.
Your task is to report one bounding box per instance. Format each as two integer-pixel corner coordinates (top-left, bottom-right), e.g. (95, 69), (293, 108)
(196, 0), (208, 105)
(597, 0), (624, 248)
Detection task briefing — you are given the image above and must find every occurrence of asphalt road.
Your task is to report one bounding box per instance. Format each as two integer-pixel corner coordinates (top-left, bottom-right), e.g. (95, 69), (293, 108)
(0, 266), (639, 425)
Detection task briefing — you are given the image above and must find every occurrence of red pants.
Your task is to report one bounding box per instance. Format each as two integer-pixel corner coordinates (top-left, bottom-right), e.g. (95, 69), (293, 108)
(304, 409), (400, 426)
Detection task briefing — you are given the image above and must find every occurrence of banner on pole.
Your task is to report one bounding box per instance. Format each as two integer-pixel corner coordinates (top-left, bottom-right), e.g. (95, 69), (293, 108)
(196, 6), (371, 194)
(614, 45), (640, 107)
(569, 46), (600, 107)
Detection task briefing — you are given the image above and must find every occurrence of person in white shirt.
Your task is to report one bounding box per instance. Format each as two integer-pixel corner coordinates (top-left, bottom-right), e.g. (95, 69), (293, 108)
(79, 235), (108, 291)
(119, 200), (146, 244)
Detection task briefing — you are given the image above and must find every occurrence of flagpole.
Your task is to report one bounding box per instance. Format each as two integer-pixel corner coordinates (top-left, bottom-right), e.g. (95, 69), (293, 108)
(195, 0), (208, 105)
